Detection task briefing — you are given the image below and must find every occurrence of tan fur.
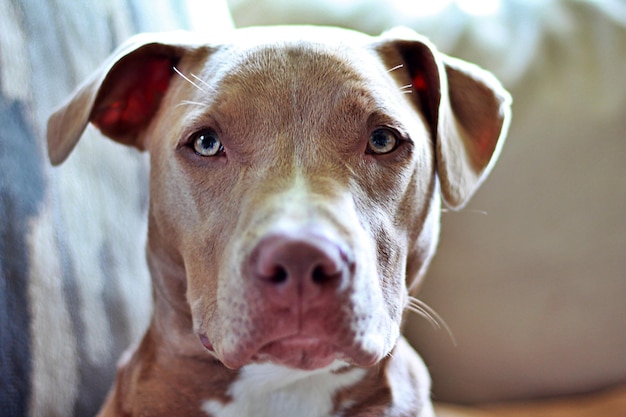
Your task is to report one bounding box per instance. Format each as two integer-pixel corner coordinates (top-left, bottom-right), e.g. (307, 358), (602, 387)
(48, 26), (510, 416)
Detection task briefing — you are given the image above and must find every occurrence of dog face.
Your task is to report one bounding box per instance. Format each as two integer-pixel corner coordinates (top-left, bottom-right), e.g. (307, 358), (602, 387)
(145, 30), (439, 370)
(47, 26), (510, 371)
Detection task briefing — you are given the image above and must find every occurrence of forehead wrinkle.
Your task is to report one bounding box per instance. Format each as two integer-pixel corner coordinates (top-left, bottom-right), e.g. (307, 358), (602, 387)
(213, 42), (386, 127)
(236, 48), (390, 128)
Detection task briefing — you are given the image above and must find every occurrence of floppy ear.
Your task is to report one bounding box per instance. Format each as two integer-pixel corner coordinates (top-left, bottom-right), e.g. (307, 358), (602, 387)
(376, 28), (512, 209)
(46, 31), (204, 165)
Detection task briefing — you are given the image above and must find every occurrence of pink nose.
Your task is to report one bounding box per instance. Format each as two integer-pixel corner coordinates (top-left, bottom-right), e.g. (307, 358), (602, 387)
(248, 231), (351, 310)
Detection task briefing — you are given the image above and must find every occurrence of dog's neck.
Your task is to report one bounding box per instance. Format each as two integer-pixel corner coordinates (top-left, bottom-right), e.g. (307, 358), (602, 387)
(146, 248), (200, 353)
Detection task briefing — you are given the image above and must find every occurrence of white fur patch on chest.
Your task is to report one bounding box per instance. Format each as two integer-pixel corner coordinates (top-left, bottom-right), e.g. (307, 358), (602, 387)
(202, 361), (366, 417)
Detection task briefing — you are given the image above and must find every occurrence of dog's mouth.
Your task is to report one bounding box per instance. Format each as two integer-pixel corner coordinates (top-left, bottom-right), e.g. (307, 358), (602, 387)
(199, 331), (381, 371)
(252, 335), (344, 370)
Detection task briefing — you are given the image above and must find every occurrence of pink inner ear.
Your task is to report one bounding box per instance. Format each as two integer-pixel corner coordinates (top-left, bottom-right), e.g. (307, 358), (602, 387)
(476, 130), (496, 155)
(93, 57), (173, 139)
(412, 73), (427, 91)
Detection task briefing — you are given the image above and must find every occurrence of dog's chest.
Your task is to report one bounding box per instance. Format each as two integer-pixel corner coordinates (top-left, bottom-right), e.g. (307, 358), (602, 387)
(201, 362), (366, 417)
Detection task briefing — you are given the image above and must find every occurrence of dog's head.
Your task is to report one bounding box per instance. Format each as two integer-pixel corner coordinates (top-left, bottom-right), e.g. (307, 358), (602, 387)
(48, 26), (510, 371)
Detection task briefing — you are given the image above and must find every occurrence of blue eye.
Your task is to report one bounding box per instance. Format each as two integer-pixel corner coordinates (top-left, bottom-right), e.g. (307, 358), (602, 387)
(367, 128), (398, 155)
(191, 129), (223, 157)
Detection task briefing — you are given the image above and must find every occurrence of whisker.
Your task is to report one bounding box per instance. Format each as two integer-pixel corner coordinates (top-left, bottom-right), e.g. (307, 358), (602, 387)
(176, 100), (208, 108)
(387, 64), (404, 73)
(406, 304), (441, 329)
(399, 84), (413, 95)
(339, 157), (358, 178)
(190, 73), (216, 93)
(441, 208), (488, 215)
(407, 296), (457, 346)
(173, 66), (207, 94)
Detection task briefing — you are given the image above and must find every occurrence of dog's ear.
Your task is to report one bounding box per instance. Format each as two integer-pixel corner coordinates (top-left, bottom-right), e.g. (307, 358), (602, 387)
(375, 28), (512, 209)
(46, 31), (204, 165)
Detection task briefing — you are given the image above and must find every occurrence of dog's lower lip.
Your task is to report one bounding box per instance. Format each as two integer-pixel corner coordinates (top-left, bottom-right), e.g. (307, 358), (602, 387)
(275, 335), (323, 348)
(198, 334), (214, 352)
(253, 335), (341, 370)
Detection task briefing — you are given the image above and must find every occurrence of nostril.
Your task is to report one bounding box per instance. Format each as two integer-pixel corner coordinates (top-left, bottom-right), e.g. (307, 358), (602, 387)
(267, 266), (288, 284)
(311, 264), (340, 285)
(312, 265), (326, 284)
(248, 231), (351, 307)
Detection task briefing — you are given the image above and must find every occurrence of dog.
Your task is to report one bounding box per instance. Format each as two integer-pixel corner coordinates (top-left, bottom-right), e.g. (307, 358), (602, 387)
(47, 25), (511, 417)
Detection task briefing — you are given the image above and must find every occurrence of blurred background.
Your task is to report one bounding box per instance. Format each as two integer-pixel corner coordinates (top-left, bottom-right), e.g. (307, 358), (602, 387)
(228, 0), (626, 404)
(1, 0), (623, 415)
